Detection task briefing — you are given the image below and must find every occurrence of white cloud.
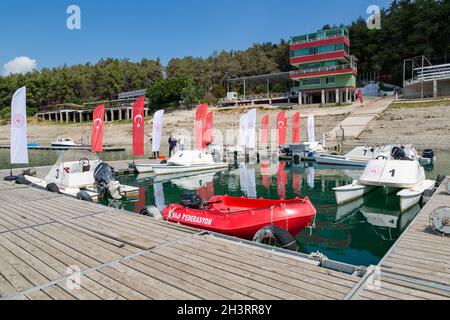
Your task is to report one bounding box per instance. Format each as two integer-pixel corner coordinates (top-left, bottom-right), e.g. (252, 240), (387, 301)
(3, 56), (37, 76)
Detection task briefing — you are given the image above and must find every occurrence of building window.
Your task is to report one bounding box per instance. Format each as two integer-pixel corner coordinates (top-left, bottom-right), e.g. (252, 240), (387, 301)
(303, 78), (321, 86)
(326, 77), (336, 84)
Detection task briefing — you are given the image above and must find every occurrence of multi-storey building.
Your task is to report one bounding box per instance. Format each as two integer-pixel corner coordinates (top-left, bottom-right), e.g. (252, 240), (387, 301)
(290, 28), (358, 105)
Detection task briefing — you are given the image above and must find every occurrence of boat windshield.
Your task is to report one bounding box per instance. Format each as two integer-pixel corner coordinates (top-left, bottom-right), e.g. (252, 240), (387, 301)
(53, 149), (99, 166)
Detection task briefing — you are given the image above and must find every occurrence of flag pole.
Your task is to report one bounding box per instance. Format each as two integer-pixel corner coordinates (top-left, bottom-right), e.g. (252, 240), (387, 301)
(4, 163), (18, 181)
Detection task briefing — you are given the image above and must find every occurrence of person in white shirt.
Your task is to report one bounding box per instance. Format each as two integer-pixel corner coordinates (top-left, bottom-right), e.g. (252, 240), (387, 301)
(178, 133), (185, 151)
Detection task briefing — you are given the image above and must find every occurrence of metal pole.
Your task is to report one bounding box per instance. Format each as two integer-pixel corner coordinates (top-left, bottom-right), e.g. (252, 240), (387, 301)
(403, 59), (406, 86)
(421, 56), (424, 99)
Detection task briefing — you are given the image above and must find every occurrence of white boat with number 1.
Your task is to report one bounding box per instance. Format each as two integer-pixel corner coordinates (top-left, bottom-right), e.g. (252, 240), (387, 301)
(334, 146), (435, 212)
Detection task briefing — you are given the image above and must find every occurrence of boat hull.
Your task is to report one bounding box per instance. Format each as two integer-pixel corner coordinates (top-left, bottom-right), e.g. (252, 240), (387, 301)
(134, 164), (155, 174)
(359, 159), (425, 189)
(153, 163), (228, 175)
(315, 155), (368, 167)
(162, 196), (316, 240)
(333, 181), (376, 205)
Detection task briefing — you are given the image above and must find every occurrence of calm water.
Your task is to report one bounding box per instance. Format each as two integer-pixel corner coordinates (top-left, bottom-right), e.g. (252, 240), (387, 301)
(1, 149), (449, 266)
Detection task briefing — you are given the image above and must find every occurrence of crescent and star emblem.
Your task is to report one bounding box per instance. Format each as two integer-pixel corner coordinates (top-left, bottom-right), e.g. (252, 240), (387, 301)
(134, 115), (143, 128)
(93, 118), (103, 130)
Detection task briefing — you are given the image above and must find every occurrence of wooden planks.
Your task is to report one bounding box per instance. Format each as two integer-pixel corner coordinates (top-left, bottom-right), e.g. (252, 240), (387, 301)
(0, 180), (362, 300)
(354, 177), (450, 300)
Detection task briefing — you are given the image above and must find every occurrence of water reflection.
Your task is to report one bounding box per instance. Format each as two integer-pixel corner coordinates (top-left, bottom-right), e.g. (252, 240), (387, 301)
(112, 160), (432, 266)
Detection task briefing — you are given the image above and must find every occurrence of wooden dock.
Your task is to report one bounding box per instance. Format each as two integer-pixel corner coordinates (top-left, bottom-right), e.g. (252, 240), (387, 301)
(0, 180), (362, 300)
(347, 177), (450, 300)
(1, 171), (449, 300)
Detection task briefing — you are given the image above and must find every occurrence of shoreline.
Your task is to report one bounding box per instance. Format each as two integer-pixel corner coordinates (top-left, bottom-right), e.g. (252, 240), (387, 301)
(0, 99), (449, 152)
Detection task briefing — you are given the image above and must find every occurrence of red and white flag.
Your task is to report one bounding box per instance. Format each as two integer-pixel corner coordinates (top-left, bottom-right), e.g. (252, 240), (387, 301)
(194, 104), (208, 150)
(292, 112), (301, 144)
(203, 111), (214, 147)
(91, 104), (105, 153)
(277, 111), (287, 146)
(132, 97), (145, 156)
(260, 115), (269, 146)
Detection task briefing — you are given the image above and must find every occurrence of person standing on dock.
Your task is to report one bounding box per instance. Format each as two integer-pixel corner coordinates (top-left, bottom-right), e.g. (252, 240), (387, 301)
(168, 134), (178, 158)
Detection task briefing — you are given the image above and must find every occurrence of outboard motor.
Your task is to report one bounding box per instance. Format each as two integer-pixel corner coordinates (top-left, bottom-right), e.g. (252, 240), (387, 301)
(422, 149), (435, 159)
(94, 163), (122, 200)
(180, 193), (203, 209)
(391, 146), (409, 160)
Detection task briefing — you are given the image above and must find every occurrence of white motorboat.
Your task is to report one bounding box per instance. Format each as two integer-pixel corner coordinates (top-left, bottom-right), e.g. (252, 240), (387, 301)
(316, 145), (404, 167)
(134, 163), (156, 174)
(152, 150), (228, 175)
(334, 146), (435, 211)
(24, 150), (139, 201)
(51, 136), (83, 148)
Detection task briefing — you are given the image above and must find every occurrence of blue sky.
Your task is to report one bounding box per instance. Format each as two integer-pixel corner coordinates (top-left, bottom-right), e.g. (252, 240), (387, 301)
(0, 0), (392, 73)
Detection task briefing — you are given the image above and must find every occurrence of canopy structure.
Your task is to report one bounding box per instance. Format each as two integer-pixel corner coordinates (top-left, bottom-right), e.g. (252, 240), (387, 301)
(226, 72), (294, 98)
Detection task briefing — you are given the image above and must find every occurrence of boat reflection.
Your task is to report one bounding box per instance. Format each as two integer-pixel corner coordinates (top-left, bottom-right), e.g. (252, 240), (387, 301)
(361, 203), (420, 241)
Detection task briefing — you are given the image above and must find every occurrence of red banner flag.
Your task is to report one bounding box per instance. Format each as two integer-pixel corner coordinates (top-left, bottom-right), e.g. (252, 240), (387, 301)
(194, 103), (208, 150)
(292, 112), (301, 144)
(358, 89), (364, 104)
(277, 162), (288, 199)
(203, 111), (214, 148)
(132, 96), (145, 156)
(260, 115), (269, 146)
(293, 173), (302, 195)
(91, 104), (105, 153)
(197, 181), (214, 201)
(134, 187), (146, 214)
(261, 161), (270, 189)
(277, 111), (287, 146)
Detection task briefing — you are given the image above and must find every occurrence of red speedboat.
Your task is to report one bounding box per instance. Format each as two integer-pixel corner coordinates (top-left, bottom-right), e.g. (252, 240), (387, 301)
(161, 195), (317, 240)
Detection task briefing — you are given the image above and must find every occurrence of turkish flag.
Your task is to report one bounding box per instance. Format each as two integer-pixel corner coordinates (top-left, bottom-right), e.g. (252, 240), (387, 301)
(91, 104), (105, 153)
(260, 115), (269, 146)
(194, 103), (208, 150)
(292, 112), (301, 144)
(203, 111), (214, 147)
(132, 96), (145, 156)
(277, 112), (287, 146)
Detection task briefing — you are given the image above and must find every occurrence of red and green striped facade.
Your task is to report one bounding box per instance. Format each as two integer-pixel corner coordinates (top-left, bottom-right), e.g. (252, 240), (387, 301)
(290, 28), (358, 104)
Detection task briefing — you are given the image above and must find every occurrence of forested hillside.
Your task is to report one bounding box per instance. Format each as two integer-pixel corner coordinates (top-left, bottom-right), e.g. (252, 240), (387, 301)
(0, 0), (448, 114)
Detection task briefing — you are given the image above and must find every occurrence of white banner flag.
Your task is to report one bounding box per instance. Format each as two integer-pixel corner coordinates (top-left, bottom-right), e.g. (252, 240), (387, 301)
(153, 182), (165, 211)
(152, 110), (164, 153)
(238, 113), (248, 147)
(245, 109), (256, 149)
(10, 87), (29, 164)
(239, 164), (257, 198)
(307, 115), (315, 143)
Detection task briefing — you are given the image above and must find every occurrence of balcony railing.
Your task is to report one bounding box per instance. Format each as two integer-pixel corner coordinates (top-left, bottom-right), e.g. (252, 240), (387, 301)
(219, 92), (293, 103)
(290, 64), (357, 77)
(291, 29), (349, 46)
